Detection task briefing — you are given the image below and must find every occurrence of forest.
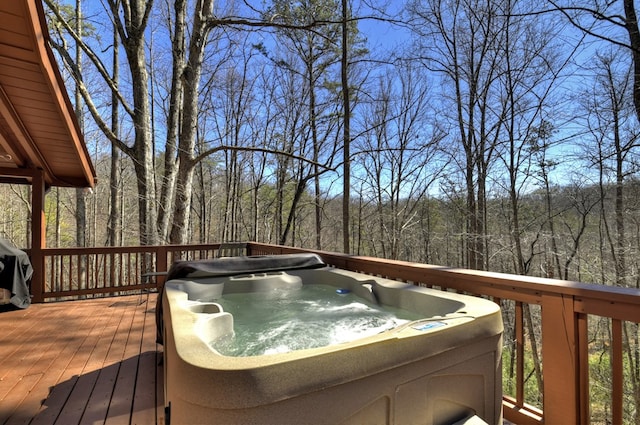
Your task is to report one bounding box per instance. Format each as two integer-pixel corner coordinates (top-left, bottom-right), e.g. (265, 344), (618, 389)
(1, 0), (640, 421)
(2, 0), (631, 285)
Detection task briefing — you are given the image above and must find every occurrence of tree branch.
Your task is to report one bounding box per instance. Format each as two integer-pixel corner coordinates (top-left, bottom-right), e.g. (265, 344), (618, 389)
(43, 0), (135, 117)
(194, 144), (338, 172)
(545, 0), (636, 51)
(47, 39), (133, 156)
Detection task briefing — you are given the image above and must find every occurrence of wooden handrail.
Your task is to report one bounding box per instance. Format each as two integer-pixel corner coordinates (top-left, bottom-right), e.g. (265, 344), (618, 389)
(27, 241), (640, 424)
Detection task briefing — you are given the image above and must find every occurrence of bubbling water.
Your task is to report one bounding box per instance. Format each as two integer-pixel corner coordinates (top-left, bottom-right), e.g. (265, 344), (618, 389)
(211, 284), (420, 357)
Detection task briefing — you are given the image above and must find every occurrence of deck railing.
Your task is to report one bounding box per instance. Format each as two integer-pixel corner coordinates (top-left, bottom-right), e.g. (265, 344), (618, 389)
(30, 242), (640, 425)
(31, 244), (226, 299)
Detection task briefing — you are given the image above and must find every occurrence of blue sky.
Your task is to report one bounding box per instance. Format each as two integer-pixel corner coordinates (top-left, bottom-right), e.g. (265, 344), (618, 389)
(56, 0), (639, 200)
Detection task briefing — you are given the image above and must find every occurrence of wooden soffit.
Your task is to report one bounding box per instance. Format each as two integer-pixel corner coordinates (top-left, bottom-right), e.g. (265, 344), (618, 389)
(0, 0), (96, 188)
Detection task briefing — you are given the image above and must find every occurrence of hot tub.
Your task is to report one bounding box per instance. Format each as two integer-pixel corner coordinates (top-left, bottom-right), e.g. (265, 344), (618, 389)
(159, 254), (503, 425)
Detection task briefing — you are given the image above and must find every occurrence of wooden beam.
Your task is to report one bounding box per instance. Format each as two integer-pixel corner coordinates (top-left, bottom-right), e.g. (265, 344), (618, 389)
(156, 245), (168, 289)
(611, 320), (623, 425)
(541, 293), (580, 424)
(0, 86), (50, 174)
(25, 0), (96, 188)
(0, 129), (24, 166)
(577, 314), (590, 422)
(30, 167), (45, 303)
(0, 166), (35, 179)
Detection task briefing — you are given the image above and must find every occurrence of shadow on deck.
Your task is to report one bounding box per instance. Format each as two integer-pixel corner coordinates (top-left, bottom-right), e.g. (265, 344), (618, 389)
(0, 294), (164, 425)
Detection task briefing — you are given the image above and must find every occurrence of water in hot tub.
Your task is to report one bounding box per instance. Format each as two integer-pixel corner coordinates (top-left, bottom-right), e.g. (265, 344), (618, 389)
(210, 284), (421, 357)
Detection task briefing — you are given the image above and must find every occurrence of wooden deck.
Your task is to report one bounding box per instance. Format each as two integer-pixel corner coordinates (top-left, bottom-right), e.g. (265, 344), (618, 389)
(0, 293), (164, 425)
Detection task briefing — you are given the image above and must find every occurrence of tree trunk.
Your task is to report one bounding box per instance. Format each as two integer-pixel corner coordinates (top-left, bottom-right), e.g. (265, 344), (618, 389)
(169, 0), (214, 245)
(623, 0), (640, 124)
(341, 0), (350, 254)
(158, 0), (186, 243)
(128, 43), (157, 246)
(74, 0), (86, 249)
(310, 68), (322, 250)
(114, 0), (158, 246)
(107, 12), (121, 247)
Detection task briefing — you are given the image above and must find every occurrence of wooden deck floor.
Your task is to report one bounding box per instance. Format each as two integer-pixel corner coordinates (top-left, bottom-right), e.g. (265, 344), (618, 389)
(0, 293), (164, 425)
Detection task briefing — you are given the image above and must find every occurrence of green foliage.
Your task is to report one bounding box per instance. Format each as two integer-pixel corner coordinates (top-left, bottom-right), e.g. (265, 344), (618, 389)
(502, 344), (543, 409)
(45, 1), (98, 41)
(587, 321), (640, 425)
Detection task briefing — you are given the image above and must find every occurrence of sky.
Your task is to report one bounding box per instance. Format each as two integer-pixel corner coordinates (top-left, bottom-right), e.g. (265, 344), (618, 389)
(58, 0), (639, 199)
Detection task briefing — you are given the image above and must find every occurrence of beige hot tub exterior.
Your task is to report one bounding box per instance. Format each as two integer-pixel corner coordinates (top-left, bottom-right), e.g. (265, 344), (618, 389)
(161, 261), (503, 425)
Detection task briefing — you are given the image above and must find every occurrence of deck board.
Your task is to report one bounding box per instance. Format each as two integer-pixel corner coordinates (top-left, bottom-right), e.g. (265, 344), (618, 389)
(0, 294), (164, 425)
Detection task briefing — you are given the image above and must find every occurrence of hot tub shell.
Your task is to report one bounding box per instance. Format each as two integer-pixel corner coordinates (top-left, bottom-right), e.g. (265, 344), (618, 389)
(160, 254), (503, 425)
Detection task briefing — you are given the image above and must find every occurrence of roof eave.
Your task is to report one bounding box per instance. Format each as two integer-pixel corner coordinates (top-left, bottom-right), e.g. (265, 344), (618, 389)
(30, 0), (96, 188)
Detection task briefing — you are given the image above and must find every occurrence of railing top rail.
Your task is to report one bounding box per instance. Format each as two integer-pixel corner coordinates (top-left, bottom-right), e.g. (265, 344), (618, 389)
(247, 243), (640, 318)
(34, 242), (640, 320)
(35, 243), (223, 255)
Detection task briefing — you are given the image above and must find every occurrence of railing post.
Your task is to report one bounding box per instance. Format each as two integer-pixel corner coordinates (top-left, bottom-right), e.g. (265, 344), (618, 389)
(541, 293), (580, 424)
(156, 245), (168, 289)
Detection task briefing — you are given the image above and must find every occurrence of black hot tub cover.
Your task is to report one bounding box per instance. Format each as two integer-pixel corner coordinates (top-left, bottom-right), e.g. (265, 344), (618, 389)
(166, 253), (326, 280)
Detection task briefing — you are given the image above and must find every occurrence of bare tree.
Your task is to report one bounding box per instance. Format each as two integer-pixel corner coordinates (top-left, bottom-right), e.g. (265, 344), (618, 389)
(167, 0), (216, 245)
(45, 0), (158, 246)
(581, 49), (640, 423)
(107, 7), (122, 248)
(356, 61), (441, 259)
(72, 0), (87, 249)
(546, 0), (640, 126)
(270, 0), (343, 249)
(409, 0), (509, 270)
(341, 0), (352, 253)
(584, 49), (639, 287)
(495, 0), (570, 277)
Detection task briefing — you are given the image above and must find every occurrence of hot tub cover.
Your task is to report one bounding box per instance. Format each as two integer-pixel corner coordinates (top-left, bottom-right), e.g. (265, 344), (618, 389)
(156, 253), (326, 344)
(166, 253), (326, 280)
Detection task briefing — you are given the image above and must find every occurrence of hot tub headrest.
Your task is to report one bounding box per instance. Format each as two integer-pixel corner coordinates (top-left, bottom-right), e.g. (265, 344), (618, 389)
(166, 253), (326, 280)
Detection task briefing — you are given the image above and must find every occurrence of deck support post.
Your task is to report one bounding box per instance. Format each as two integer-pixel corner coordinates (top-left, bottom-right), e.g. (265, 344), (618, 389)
(156, 245), (168, 289)
(541, 293), (581, 424)
(30, 168), (46, 303)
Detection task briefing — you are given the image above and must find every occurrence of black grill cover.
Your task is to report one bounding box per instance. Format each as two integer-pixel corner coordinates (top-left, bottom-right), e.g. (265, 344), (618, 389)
(0, 238), (32, 309)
